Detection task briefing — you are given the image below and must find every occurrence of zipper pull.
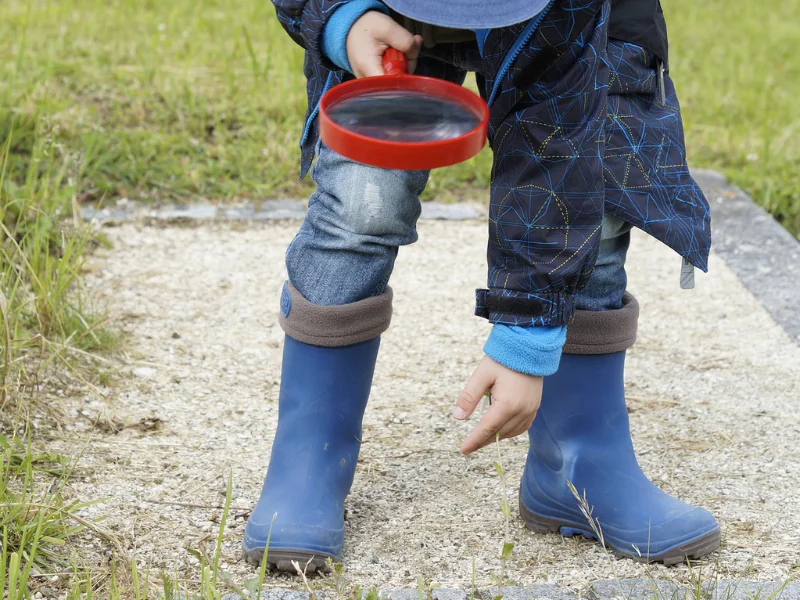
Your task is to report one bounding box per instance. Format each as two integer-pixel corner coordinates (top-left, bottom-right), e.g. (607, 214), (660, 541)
(680, 258), (695, 290)
(657, 61), (667, 104)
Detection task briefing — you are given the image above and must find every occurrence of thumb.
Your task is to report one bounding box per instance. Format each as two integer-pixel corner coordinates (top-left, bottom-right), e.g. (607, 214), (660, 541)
(454, 360), (495, 421)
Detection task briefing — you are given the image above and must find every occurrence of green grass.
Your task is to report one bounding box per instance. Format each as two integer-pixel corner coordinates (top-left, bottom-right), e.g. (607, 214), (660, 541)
(2, 0), (798, 232)
(2, 5), (124, 592)
(1, 0), (307, 202)
(1, 434), (80, 572)
(2, 0), (799, 231)
(1, 428), (104, 600)
(668, 0), (800, 236)
(0, 136), (120, 403)
(0, 136), (121, 595)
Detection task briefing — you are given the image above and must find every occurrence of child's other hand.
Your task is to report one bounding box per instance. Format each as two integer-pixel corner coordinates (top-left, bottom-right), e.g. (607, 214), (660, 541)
(346, 11), (423, 78)
(453, 356), (543, 455)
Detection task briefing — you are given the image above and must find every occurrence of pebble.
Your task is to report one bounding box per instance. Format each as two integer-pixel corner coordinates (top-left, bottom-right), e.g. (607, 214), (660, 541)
(133, 367), (157, 378)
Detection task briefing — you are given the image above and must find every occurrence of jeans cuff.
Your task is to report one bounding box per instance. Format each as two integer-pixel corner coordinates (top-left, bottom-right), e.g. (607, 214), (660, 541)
(279, 282), (392, 347)
(563, 292), (639, 355)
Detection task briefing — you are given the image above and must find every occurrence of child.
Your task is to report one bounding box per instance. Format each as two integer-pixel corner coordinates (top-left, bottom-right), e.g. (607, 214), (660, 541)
(243, 0), (719, 571)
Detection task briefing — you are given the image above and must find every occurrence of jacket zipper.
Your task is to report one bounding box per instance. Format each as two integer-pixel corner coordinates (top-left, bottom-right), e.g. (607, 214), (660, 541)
(487, 0), (556, 107)
(301, 72), (336, 146)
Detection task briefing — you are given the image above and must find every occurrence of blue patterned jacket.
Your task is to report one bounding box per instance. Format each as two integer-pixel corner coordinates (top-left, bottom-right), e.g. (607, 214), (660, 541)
(272, 0), (710, 327)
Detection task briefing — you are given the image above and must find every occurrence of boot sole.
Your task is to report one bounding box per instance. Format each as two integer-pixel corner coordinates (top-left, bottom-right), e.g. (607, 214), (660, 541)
(242, 547), (332, 574)
(519, 500), (721, 566)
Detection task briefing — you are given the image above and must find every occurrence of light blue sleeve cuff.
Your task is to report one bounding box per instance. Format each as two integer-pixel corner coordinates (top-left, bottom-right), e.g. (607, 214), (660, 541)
(484, 324), (567, 377)
(322, 0), (390, 73)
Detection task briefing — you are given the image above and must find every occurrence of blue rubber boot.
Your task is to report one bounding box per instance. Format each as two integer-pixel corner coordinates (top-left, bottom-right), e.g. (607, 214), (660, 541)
(243, 335), (379, 572)
(520, 351), (721, 564)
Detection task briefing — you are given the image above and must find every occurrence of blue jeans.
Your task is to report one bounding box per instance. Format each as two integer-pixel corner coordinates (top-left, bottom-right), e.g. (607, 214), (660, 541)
(287, 144), (631, 312)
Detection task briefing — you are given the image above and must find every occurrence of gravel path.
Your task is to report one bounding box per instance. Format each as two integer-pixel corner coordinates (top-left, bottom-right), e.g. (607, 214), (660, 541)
(58, 214), (800, 591)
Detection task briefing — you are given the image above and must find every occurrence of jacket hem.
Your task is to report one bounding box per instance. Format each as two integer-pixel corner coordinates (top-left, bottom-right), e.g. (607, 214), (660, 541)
(475, 288), (575, 327)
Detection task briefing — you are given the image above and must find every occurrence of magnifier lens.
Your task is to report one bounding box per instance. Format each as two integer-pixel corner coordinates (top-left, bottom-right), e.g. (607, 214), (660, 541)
(327, 90), (481, 143)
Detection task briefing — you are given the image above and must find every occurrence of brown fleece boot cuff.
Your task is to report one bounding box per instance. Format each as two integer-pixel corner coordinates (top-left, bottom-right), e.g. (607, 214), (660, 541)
(563, 292), (639, 355)
(279, 282), (393, 348)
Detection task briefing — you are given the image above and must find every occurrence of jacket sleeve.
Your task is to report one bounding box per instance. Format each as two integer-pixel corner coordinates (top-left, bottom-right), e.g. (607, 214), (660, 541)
(475, 0), (610, 328)
(272, 0), (353, 69)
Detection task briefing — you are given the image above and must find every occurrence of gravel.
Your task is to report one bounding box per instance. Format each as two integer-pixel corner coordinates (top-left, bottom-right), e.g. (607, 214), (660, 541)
(56, 218), (800, 592)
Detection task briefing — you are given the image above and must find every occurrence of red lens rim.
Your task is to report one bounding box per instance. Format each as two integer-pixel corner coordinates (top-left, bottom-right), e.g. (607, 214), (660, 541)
(319, 74), (489, 170)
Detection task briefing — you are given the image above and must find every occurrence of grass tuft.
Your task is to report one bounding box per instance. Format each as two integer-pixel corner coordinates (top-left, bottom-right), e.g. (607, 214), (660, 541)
(0, 132), (120, 408)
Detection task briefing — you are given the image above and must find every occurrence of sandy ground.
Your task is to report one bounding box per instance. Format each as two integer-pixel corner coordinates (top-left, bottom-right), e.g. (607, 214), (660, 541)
(54, 218), (800, 591)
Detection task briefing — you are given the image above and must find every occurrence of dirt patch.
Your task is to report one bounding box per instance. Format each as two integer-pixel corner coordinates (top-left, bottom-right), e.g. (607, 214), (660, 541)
(53, 220), (800, 590)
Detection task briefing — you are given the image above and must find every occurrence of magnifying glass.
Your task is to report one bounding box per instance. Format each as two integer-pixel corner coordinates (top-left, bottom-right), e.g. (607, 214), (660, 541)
(319, 49), (489, 170)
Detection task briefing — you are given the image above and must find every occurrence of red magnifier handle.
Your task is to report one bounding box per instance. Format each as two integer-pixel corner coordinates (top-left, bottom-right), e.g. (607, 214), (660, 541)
(382, 48), (408, 76)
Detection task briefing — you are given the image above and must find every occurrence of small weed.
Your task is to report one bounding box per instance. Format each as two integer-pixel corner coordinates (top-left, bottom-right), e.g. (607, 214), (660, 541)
(0, 425), (116, 599)
(487, 393), (514, 591)
(357, 587), (382, 600)
(0, 433), (86, 572)
(566, 481), (607, 553)
(415, 576), (440, 600)
(470, 553), (477, 600)
(327, 560), (382, 600)
(251, 514), (275, 600)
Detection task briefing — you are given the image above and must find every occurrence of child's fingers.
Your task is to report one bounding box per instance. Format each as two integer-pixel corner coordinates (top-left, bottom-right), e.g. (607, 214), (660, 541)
(352, 37), (421, 78)
(355, 54), (387, 78)
(453, 360), (494, 421)
(502, 415), (536, 441)
(460, 415), (501, 455)
(378, 22), (421, 57)
(347, 12), (420, 78)
(406, 35), (423, 74)
(407, 34), (423, 59)
(459, 408), (526, 455)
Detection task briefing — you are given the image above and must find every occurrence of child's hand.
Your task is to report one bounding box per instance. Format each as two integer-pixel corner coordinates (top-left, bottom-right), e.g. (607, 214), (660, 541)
(346, 11), (423, 78)
(453, 356), (543, 455)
